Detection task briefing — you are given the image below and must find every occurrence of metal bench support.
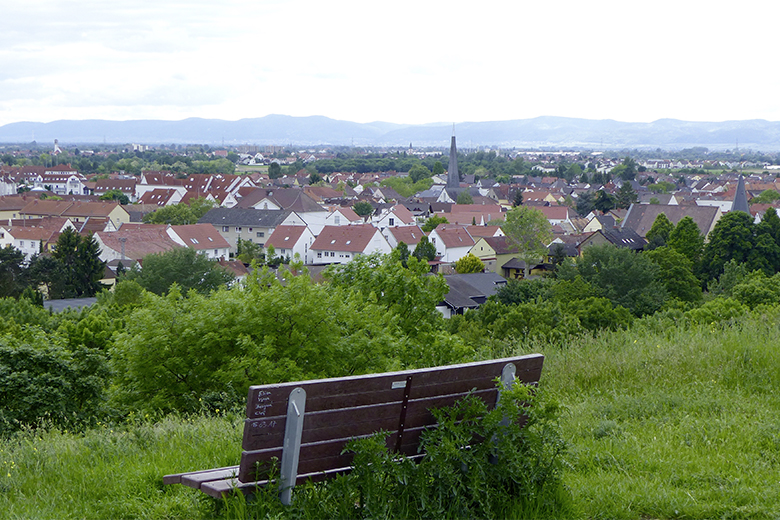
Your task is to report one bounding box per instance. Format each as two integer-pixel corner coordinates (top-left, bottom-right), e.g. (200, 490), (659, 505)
(279, 387), (306, 505)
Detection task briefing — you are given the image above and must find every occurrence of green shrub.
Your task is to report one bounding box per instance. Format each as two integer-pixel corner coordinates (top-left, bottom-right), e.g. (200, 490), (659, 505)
(234, 382), (570, 519)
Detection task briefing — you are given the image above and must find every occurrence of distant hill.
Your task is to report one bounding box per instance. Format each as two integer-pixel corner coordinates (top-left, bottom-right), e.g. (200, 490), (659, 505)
(2, 114), (780, 150)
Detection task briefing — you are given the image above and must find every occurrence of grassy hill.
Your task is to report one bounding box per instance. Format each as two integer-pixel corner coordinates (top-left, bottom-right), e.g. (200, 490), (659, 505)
(2, 310), (780, 519)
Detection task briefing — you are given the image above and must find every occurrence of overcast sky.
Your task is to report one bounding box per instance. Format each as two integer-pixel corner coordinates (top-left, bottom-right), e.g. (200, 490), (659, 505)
(1, 0), (776, 128)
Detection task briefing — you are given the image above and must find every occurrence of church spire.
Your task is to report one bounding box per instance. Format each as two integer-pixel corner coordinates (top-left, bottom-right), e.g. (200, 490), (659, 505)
(447, 125), (459, 189)
(732, 174), (749, 214)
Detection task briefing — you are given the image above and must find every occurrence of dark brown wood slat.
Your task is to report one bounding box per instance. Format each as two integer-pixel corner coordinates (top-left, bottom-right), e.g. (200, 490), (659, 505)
(241, 387), (499, 451)
(245, 354), (543, 418)
(181, 467), (240, 489)
(162, 465), (239, 485)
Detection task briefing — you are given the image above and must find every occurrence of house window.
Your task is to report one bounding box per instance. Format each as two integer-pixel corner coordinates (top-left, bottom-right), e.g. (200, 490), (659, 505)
(317, 252), (322, 258)
(236, 227), (242, 232)
(334, 216), (341, 225)
(389, 218), (395, 226)
(331, 252), (335, 257)
(222, 226), (229, 232)
(214, 249), (218, 255)
(19, 241), (24, 247)
(257, 232), (264, 238)
(248, 228), (253, 232)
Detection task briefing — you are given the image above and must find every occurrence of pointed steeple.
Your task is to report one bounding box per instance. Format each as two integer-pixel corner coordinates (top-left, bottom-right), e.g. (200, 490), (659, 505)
(447, 125), (459, 189)
(732, 174), (750, 214)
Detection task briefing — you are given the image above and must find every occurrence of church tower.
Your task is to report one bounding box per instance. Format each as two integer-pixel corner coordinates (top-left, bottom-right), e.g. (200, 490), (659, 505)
(732, 174), (749, 214)
(447, 125), (459, 189)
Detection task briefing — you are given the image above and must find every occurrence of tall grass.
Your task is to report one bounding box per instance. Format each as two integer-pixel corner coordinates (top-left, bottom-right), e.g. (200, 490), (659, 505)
(3, 310), (780, 519)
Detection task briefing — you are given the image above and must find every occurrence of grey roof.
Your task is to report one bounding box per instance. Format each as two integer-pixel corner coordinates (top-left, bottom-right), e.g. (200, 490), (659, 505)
(441, 272), (508, 310)
(733, 175), (750, 214)
(198, 207), (293, 227)
(621, 203), (719, 238)
(601, 227), (646, 250)
(45, 297), (97, 313)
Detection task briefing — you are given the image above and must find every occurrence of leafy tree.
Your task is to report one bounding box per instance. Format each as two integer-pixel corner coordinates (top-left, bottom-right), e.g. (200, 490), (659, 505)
(122, 247), (234, 295)
(756, 207), (780, 244)
(352, 201), (374, 217)
(455, 253), (484, 274)
(502, 206), (553, 277)
(667, 216), (704, 268)
(648, 181), (676, 194)
(412, 236), (437, 262)
(142, 197), (215, 225)
(422, 215), (449, 233)
(236, 238), (265, 264)
(110, 271), (407, 412)
(575, 191), (596, 216)
(325, 252), (450, 342)
(268, 162), (283, 179)
(563, 244), (666, 316)
(432, 161), (445, 176)
(51, 229), (106, 298)
(593, 190), (616, 213)
(309, 172), (322, 185)
(649, 197), (661, 205)
(645, 213), (674, 250)
(615, 182), (638, 209)
(408, 164), (431, 183)
(749, 189), (780, 204)
(99, 189), (130, 205)
(0, 245), (27, 298)
(456, 191), (474, 205)
(493, 278), (553, 306)
(394, 242), (410, 267)
(644, 247), (702, 303)
(700, 211), (756, 283)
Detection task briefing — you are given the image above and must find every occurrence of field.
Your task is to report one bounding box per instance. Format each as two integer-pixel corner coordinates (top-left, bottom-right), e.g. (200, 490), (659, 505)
(2, 311), (780, 519)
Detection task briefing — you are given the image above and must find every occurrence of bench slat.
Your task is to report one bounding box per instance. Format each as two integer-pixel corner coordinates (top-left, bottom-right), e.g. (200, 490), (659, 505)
(243, 387), (498, 451)
(163, 465), (239, 486)
(181, 466), (240, 489)
(246, 354), (543, 419)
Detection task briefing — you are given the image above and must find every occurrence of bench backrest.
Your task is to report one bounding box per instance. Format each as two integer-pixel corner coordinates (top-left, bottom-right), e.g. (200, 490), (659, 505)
(238, 353), (544, 485)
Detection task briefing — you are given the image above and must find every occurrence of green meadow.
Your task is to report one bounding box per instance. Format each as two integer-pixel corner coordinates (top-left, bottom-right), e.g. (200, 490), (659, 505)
(2, 310), (780, 519)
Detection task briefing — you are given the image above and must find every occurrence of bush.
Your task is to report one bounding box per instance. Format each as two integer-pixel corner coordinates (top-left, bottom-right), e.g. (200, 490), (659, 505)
(235, 382), (570, 519)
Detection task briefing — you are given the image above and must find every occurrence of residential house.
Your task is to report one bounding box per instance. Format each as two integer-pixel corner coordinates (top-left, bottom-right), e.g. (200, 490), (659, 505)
(310, 225), (392, 264)
(373, 204), (418, 229)
(265, 225), (316, 264)
(383, 225), (426, 249)
(20, 199), (130, 229)
(468, 236), (521, 276)
(621, 204), (721, 238)
(197, 207), (306, 254)
(167, 224), (231, 260)
(94, 225), (182, 263)
(427, 226), (475, 263)
(436, 272), (508, 318)
(94, 178), (138, 202)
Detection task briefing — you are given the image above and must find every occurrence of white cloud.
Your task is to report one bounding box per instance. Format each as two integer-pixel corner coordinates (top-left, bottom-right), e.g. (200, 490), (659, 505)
(1, 0), (779, 128)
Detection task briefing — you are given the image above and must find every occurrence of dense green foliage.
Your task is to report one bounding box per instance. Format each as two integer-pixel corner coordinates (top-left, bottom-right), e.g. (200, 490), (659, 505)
(121, 248), (235, 295)
(142, 197), (216, 225)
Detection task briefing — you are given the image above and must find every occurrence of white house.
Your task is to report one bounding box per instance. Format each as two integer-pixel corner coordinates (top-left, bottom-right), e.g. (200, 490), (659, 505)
(167, 224), (231, 260)
(427, 226), (475, 263)
(310, 224), (392, 265)
(265, 225), (317, 264)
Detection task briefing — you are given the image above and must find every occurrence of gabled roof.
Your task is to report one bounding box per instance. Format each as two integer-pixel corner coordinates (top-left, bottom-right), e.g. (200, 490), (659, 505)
(481, 236), (520, 255)
(96, 225), (180, 261)
(386, 225), (425, 246)
(433, 227), (475, 249)
(621, 204), (720, 238)
(94, 178), (136, 193)
(169, 224), (230, 251)
(441, 273), (507, 311)
(268, 189), (323, 213)
(198, 207), (294, 227)
(311, 225), (381, 253)
(139, 188), (178, 206)
(265, 225), (309, 249)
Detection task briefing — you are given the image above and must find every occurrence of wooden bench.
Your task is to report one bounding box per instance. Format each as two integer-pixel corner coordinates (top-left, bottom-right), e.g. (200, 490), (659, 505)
(163, 353), (544, 503)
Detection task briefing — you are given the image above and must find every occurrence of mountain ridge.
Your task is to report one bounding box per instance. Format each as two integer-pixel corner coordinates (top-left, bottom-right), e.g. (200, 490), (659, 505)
(1, 115), (779, 150)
